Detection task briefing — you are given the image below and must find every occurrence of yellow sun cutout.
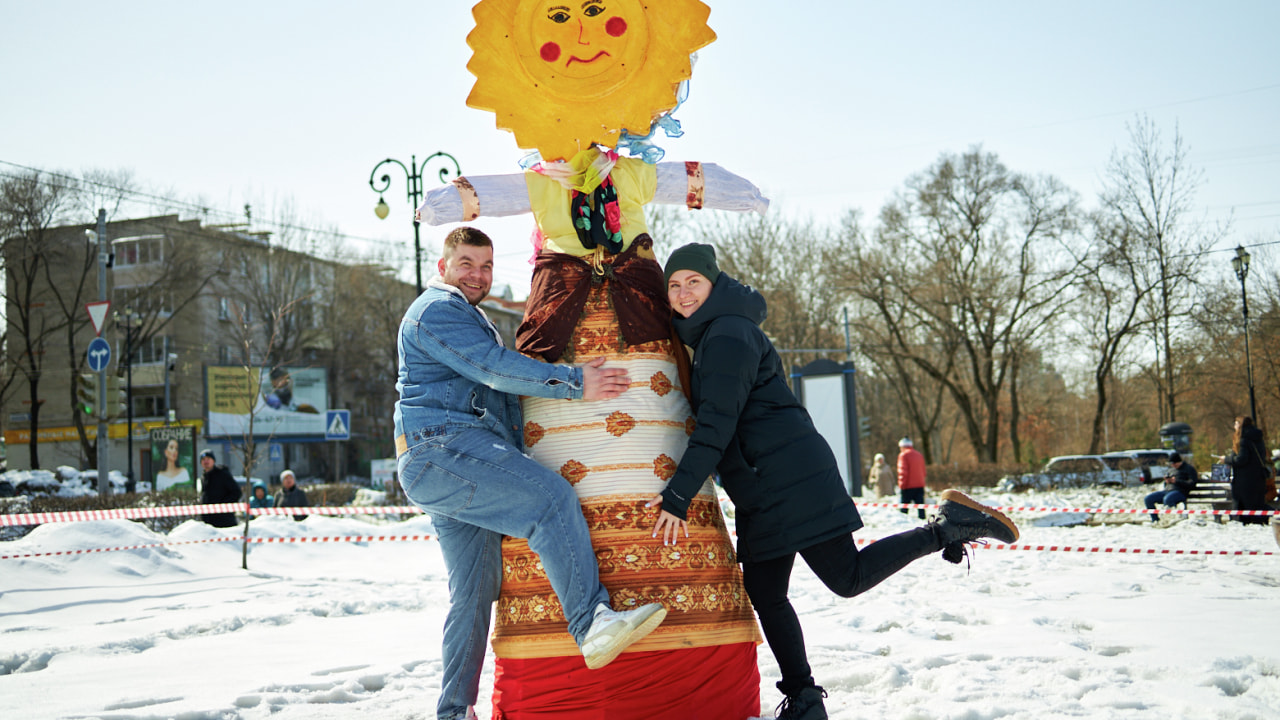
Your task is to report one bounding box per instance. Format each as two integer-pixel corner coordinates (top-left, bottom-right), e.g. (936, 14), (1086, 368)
(466, 0), (717, 162)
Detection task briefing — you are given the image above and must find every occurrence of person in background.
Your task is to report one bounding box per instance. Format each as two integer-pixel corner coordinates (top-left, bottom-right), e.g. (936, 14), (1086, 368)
(274, 469), (309, 521)
(897, 437), (927, 520)
(869, 452), (896, 499)
(1143, 452), (1197, 523)
(248, 479), (274, 514)
(198, 450), (241, 528)
(649, 243), (1019, 720)
(1220, 416), (1270, 525)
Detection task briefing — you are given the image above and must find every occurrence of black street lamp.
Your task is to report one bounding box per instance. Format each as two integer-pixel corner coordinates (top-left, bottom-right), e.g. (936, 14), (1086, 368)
(115, 308), (144, 491)
(1231, 244), (1258, 421)
(368, 152), (462, 296)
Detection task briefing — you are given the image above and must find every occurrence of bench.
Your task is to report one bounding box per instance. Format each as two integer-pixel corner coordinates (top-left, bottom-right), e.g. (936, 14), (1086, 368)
(1180, 481), (1233, 522)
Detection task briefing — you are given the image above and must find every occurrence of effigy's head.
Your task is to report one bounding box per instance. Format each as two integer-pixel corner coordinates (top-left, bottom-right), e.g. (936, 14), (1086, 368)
(466, 0), (716, 162)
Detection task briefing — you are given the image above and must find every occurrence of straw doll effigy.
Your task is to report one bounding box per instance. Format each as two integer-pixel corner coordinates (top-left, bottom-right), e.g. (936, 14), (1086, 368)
(418, 3), (772, 716)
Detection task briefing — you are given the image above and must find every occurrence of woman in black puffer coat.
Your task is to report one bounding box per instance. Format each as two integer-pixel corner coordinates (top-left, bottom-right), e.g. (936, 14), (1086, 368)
(1221, 416), (1270, 525)
(647, 243), (1019, 720)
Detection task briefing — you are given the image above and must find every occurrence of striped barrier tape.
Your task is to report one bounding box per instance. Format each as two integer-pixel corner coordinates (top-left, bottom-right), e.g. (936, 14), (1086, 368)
(3, 500), (1275, 528)
(0, 504), (424, 527)
(6, 531), (1272, 560)
(0, 535), (240, 560)
(859, 502), (1277, 517)
(2, 497), (1269, 525)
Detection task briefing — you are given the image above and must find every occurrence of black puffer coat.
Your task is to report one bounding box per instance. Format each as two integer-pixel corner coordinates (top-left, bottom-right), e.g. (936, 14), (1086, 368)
(200, 464), (242, 528)
(1224, 424), (1270, 524)
(660, 274), (862, 563)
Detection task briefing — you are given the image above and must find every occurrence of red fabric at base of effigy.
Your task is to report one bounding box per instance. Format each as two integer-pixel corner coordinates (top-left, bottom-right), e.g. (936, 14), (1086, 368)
(491, 641), (761, 719)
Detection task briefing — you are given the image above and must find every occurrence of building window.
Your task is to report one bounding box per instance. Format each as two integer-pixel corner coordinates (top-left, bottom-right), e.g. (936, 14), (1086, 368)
(113, 235), (165, 267)
(218, 297), (231, 321)
(113, 288), (173, 317)
(131, 394), (165, 418)
(124, 335), (173, 365)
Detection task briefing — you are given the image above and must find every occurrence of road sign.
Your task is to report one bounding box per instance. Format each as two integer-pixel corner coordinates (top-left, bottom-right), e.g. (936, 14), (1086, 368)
(270, 442), (283, 462)
(86, 301), (111, 336)
(87, 337), (112, 372)
(325, 409), (351, 441)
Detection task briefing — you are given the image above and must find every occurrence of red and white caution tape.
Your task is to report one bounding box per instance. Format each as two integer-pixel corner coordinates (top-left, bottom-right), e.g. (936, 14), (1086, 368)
(0, 503), (248, 527)
(0, 503), (424, 527)
(6, 531), (1274, 560)
(0, 535), (240, 560)
(860, 502), (1277, 517)
(247, 534), (434, 544)
(4, 501), (1271, 529)
(851, 536), (1275, 556)
(248, 506), (422, 517)
(0, 533), (435, 560)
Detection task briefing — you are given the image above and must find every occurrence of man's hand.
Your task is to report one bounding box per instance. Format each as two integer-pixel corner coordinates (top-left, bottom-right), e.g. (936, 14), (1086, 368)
(581, 357), (630, 400)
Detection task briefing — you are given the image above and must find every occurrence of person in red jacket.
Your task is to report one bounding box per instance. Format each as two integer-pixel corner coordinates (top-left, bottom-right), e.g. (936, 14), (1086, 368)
(897, 437), (927, 520)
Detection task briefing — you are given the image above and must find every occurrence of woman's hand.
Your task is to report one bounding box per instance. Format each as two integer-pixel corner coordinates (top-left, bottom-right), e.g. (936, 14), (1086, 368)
(646, 494), (688, 546)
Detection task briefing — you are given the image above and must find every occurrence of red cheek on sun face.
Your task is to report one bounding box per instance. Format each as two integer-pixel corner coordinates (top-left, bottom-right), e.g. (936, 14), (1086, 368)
(540, 42), (561, 62)
(606, 17), (627, 37)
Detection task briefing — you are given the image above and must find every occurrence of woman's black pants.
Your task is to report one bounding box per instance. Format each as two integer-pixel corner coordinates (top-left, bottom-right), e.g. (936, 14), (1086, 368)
(741, 527), (940, 693)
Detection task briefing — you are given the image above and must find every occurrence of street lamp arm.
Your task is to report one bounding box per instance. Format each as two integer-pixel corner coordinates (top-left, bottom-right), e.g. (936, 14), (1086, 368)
(420, 151), (462, 185)
(368, 158), (412, 197)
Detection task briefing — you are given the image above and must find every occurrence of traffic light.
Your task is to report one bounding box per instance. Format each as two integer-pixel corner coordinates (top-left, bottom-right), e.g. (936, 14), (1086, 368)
(857, 415), (871, 440)
(105, 375), (129, 420)
(76, 373), (98, 417)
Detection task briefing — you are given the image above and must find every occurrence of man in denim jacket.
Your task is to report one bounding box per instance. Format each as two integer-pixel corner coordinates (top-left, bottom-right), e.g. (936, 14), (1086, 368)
(394, 227), (667, 720)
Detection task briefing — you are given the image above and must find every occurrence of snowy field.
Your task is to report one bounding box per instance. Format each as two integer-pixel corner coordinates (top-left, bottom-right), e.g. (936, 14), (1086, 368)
(2, 486), (1278, 720)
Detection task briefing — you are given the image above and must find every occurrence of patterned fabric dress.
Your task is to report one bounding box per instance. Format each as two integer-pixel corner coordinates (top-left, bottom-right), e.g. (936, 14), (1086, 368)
(490, 247), (761, 719)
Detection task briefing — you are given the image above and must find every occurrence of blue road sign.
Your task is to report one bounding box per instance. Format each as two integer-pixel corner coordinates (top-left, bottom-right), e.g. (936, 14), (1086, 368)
(87, 337), (112, 372)
(325, 410), (351, 441)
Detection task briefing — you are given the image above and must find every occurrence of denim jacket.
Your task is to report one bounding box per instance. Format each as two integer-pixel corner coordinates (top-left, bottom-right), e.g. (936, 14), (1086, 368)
(394, 277), (583, 453)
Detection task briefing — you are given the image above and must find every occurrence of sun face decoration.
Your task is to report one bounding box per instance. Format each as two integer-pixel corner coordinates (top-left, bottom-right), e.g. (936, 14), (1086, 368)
(467, 0), (716, 162)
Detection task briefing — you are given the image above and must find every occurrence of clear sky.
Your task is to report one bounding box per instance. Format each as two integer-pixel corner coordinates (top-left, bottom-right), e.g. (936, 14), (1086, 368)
(2, 1), (1277, 298)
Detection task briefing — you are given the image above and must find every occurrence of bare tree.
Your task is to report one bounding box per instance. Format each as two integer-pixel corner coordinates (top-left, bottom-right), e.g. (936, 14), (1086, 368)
(1, 170), (79, 468)
(840, 148), (1081, 462)
(1100, 116), (1219, 423)
(1074, 213), (1162, 453)
(327, 259), (415, 461)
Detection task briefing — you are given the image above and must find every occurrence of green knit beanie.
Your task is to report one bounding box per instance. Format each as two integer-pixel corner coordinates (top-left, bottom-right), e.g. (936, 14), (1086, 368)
(663, 243), (720, 284)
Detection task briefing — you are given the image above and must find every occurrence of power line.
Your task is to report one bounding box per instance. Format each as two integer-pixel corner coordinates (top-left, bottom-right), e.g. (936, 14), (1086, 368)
(0, 160), (412, 253)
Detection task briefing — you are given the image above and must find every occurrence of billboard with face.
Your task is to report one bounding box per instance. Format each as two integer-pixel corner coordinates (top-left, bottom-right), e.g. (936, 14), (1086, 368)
(205, 366), (328, 439)
(150, 425), (196, 491)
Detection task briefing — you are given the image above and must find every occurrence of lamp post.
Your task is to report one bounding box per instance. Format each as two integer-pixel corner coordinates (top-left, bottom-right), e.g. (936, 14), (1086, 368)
(1231, 245), (1258, 421)
(368, 152), (462, 296)
(115, 308), (143, 489)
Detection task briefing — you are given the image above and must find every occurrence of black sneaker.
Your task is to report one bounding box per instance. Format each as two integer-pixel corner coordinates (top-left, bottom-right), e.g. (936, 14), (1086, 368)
(776, 685), (827, 720)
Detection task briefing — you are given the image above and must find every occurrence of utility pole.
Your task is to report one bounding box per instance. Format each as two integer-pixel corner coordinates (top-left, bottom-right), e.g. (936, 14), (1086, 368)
(95, 209), (110, 498)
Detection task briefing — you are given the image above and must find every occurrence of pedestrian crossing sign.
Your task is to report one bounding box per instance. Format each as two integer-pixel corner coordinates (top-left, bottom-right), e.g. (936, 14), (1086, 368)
(325, 409), (351, 441)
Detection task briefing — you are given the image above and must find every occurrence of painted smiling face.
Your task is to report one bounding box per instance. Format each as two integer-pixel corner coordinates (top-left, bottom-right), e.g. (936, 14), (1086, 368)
(516, 0), (647, 98)
(534, 1), (633, 81)
(467, 0), (716, 161)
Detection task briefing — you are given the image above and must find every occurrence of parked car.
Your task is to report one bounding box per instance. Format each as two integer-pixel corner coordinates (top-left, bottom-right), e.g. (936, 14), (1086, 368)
(998, 454), (1145, 491)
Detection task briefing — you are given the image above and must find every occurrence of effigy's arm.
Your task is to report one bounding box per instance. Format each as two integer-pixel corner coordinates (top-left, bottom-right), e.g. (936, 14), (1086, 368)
(416, 162), (769, 225)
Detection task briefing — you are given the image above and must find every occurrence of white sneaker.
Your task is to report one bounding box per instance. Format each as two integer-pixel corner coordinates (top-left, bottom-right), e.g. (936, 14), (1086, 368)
(580, 602), (667, 670)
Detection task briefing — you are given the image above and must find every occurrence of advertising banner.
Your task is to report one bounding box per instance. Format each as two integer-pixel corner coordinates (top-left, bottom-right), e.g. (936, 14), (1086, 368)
(150, 425), (196, 492)
(205, 366), (328, 439)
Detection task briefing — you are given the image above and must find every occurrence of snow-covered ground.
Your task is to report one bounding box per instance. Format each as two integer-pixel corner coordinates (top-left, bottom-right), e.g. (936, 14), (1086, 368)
(2, 486), (1278, 720)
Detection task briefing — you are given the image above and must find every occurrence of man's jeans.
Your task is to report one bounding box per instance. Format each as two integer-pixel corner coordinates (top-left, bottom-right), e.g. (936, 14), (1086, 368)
(398, 428), (610, 720)
(1145, 489), (1187, 522)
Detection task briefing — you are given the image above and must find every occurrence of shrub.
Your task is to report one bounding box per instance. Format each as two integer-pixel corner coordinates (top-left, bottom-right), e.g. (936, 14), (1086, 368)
(924, 463), (1030, 491)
